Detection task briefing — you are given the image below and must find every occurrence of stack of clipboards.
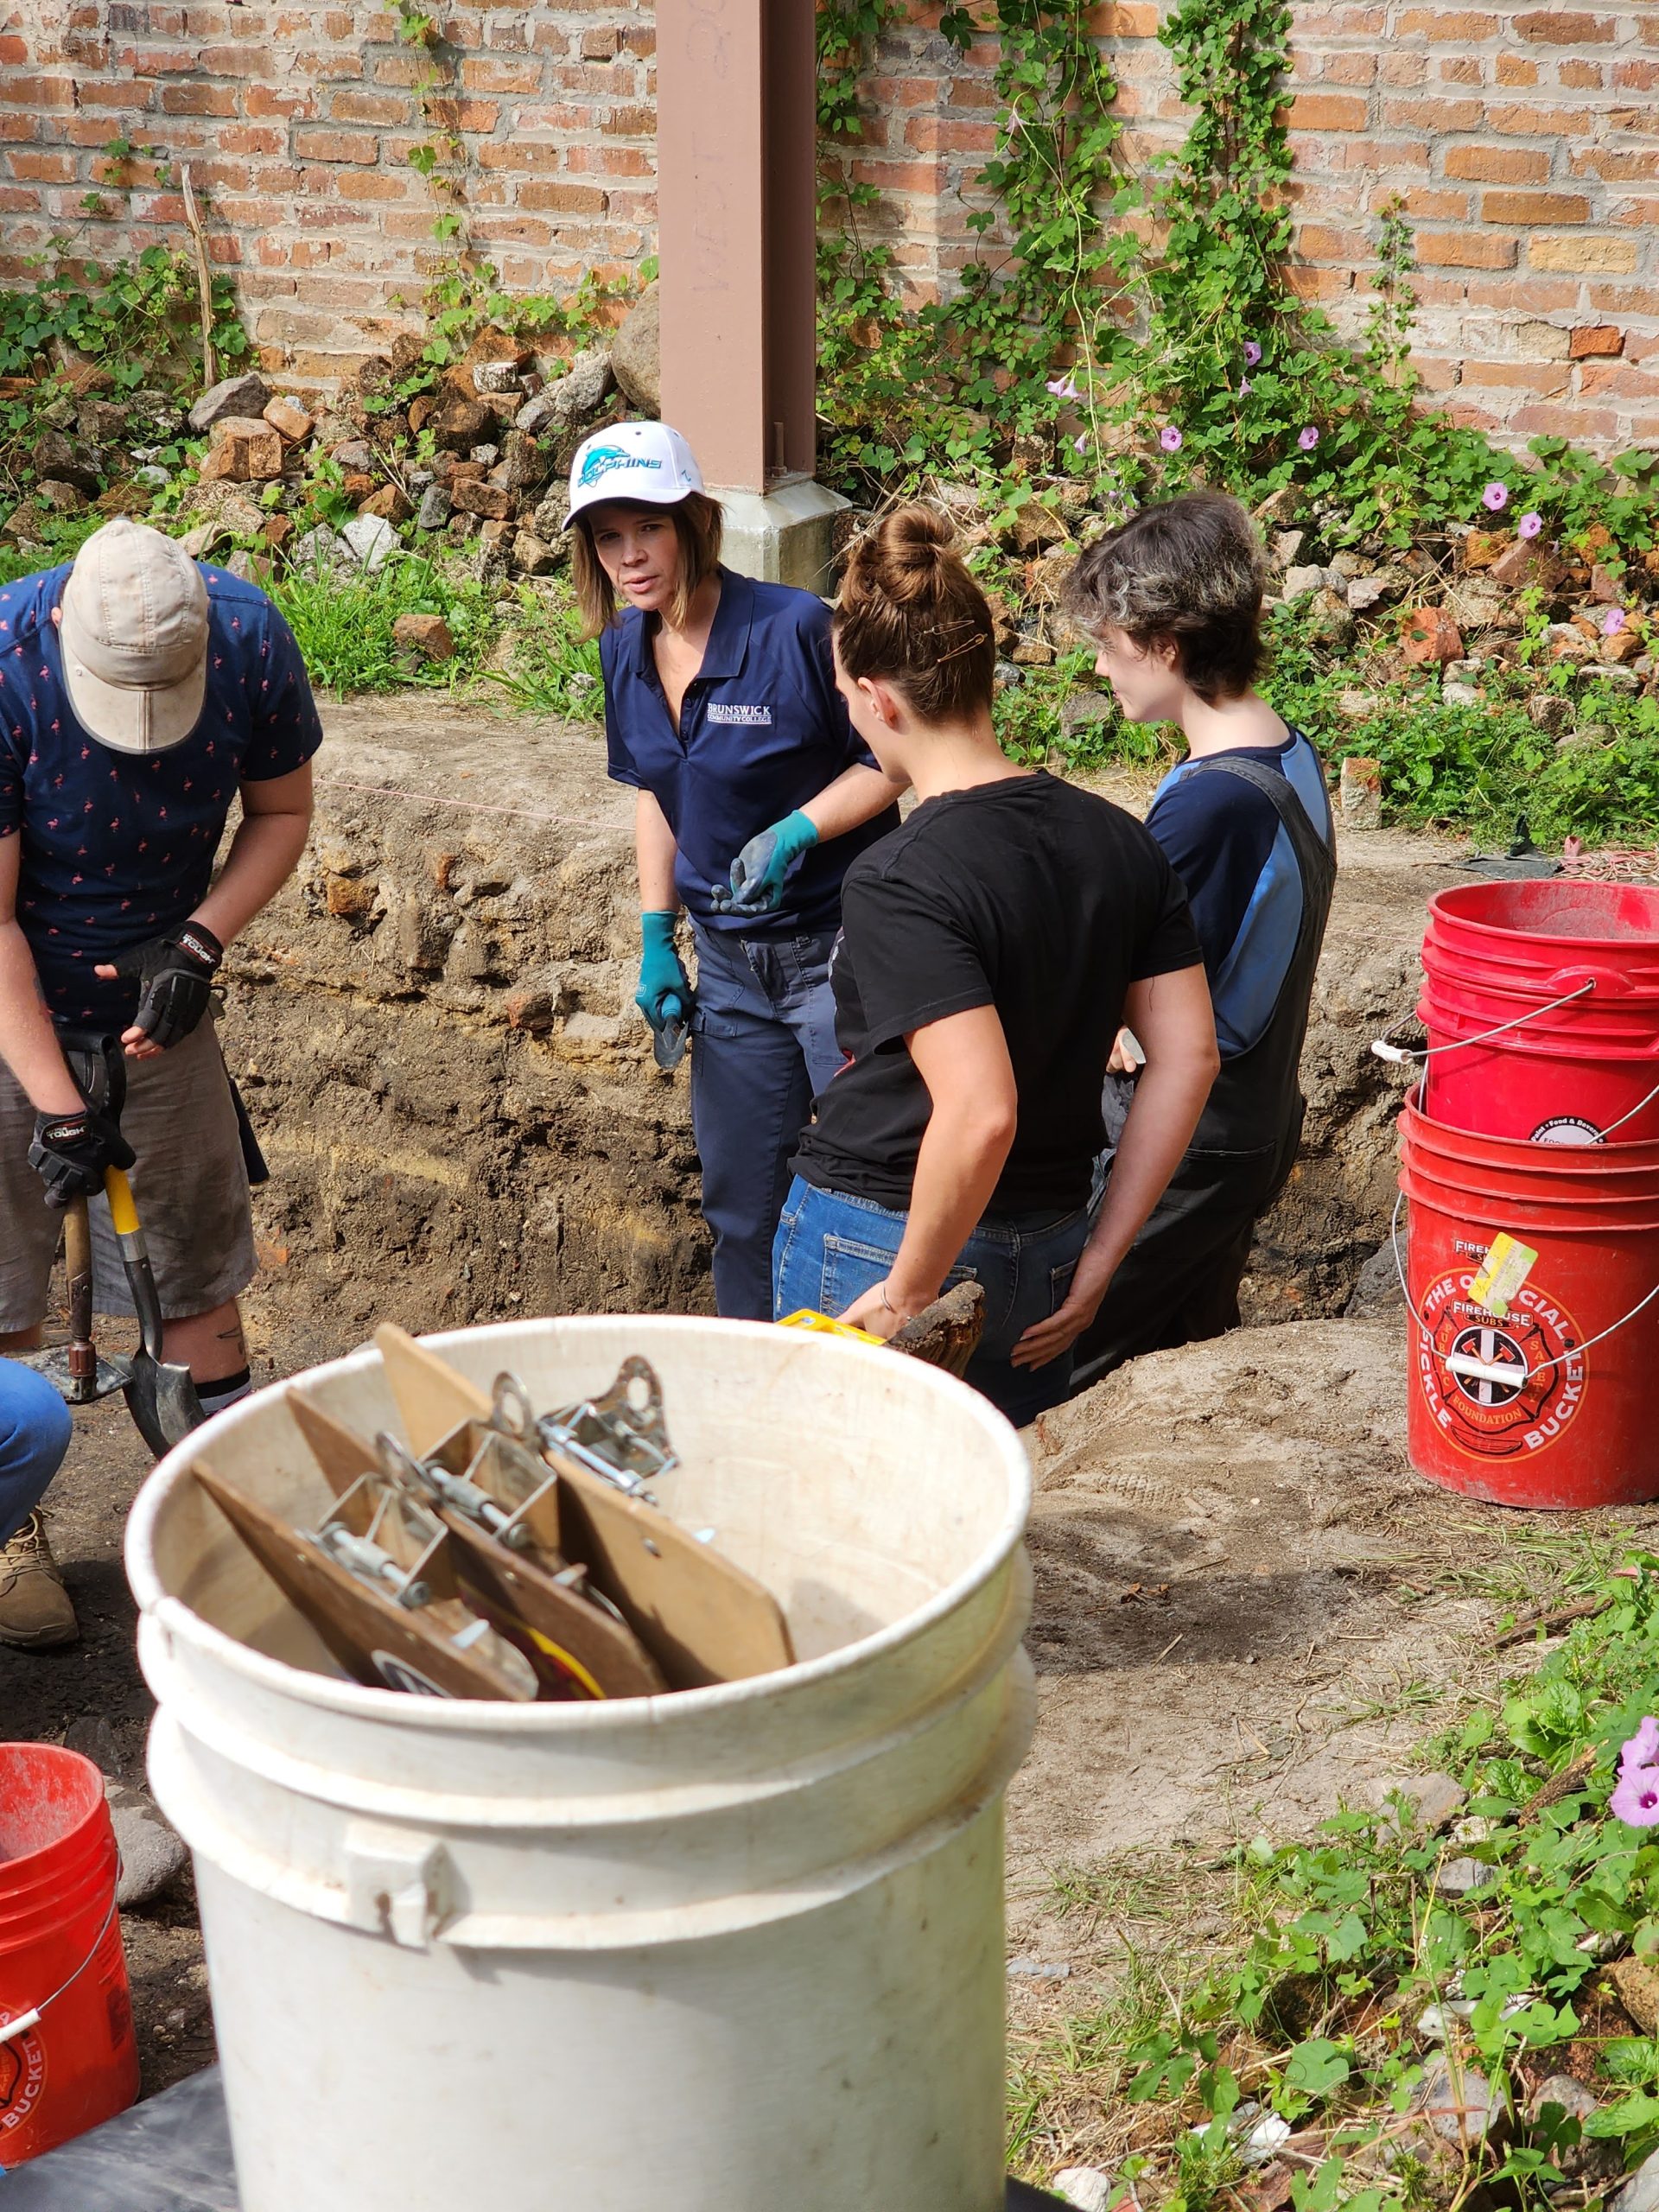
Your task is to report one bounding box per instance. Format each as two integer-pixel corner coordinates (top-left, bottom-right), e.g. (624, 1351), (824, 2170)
(191, 1325), (796, 1702)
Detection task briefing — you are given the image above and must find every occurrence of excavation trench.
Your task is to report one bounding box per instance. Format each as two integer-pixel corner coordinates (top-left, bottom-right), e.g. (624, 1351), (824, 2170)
(1, 699), (1459, 2101)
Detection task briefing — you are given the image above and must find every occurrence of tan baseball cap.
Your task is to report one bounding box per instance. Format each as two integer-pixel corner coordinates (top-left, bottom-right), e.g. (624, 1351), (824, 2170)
(59, 518), (210, 755)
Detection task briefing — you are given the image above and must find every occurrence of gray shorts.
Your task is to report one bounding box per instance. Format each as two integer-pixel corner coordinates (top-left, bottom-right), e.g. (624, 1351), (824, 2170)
(0, 1019), (257, 1331)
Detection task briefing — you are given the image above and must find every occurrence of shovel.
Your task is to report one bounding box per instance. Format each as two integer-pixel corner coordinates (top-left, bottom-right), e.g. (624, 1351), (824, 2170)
(103, 1162), (207, 1458)
(33, 1027), (207, 1459)
(18, 1192), (130, 1408)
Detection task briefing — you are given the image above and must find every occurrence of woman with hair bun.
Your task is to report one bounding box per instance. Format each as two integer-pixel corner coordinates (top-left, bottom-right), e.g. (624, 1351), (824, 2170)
(774, 505), (1222, 1423)
(566, 421), (906, 1320)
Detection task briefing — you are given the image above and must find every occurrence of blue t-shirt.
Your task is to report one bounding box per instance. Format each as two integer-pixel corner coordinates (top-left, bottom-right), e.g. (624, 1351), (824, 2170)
(601, 568), (899, 935)
(0, 561), (323, 1030)
(1144, 728), (1331, 1058)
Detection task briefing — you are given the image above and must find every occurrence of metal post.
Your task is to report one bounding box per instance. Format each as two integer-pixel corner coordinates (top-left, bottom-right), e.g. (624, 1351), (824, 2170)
(657, 0), (846, 590)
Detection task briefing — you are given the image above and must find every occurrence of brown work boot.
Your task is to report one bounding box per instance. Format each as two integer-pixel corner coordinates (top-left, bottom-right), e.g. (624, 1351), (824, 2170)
(0, 1512), (79, 1650)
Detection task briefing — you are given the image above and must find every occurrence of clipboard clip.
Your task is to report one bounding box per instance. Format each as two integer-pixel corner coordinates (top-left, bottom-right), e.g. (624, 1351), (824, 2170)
(492, 1358), (678, 1502)
(306, 1472), (450, 1612)
(375, 1428), (557, 1556)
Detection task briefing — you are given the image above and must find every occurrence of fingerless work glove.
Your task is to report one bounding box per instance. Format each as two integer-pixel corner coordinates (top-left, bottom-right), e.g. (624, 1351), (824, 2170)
(28, 1106), (136, 1211)
(108, 921), (224, 1049)
(709, 810), (819, 918)
(635, 911), (692, 1033)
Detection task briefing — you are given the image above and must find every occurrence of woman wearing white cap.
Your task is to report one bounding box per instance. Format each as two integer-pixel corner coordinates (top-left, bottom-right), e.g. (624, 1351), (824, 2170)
(565, 421), (906, 1320)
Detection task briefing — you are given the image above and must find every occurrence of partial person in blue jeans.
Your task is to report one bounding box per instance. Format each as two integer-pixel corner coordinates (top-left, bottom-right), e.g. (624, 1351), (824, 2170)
(0, 1358), (74, 1649)
(774, 507), (1221, 1426)
(565, 422), (906, 1319)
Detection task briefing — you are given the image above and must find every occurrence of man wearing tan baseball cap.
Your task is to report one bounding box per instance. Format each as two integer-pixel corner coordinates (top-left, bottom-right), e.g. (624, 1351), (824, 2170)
(0, 518), (321, 1646)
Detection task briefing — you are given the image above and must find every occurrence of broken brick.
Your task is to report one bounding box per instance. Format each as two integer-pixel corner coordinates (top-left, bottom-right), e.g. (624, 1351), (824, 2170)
(450, 479), (514, 520)
(200, 416), (284, 483)
(1400, 604), (1464, 664)
(263, 397), (314, 443)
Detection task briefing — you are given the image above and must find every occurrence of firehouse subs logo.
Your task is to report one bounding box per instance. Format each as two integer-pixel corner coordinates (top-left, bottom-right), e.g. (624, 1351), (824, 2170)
(1418, 1268), (1586, 1459)
(0, 2013), (46, 2136)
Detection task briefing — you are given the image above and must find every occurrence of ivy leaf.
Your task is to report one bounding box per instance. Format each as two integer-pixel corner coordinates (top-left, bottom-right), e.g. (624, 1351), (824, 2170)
(1283, 2039), (1350, 2098)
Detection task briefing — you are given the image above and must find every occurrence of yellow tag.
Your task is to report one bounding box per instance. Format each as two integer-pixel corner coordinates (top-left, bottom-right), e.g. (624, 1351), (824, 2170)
(777, 1308), (885, 1346)
(1469, 1232), (1538, 1319)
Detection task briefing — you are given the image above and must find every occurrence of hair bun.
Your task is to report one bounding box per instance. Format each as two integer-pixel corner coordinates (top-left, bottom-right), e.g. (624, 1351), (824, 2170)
(843, 503), (955, 607)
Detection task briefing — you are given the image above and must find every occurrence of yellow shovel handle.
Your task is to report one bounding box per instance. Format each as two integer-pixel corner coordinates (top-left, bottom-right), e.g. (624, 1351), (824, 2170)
(104, 1166), (140, 1239)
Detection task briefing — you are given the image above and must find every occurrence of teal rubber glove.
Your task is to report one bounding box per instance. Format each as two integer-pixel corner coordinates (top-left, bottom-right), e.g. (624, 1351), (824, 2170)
(636, 910), (691, 1033)
(710, 810), (819, 918)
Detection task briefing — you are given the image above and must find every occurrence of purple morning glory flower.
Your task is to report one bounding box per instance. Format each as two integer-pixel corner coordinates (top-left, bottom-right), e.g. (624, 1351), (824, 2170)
(1046, 374), (1082, 401)
(1483, 482), (1510, 512)
(1239, 378), (1253, 397)
(1243, 340), (1262, 368)
(1160, 426), (1183, 453)
(1518, 512), (1544, 539)
(1073, 432), (1087, 454)
(1614, 1724), (1659, 1827)
(1613, 1766), (1659, 1827)
(1298, 425), (1319, 452)
(1605, 608), (1628, 637)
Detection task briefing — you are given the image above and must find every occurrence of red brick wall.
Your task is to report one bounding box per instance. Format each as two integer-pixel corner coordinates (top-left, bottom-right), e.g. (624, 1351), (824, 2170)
(0, 3), (658, 383)
(842, 1), (1659, 451)
(1, 2), (1654, 448)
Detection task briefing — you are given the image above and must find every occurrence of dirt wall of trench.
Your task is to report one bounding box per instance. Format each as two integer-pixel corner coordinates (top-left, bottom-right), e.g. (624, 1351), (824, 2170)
(220, 701), (1446, 1351)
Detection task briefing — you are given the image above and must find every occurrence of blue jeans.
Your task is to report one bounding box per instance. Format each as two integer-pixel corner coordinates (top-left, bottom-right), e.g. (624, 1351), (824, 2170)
(0, 1359), (73, 1546)
(690, 922), (842, 1321)
(772, 1176), (1090, 1427)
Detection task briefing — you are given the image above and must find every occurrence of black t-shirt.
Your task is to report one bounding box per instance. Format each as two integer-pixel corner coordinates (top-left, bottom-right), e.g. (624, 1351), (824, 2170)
(791, 772), (1203, 1214)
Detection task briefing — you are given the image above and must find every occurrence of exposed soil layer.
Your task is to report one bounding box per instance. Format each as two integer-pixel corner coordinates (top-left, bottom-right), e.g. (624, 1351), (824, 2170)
(0, 700), (1497, 2112)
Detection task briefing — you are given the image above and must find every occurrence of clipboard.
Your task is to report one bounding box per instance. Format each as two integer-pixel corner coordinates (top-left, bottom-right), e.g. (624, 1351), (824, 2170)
(373, 1325), (796, 1692)
(287, 1389), (665, 1701)
(190, 1459), (537, 1700)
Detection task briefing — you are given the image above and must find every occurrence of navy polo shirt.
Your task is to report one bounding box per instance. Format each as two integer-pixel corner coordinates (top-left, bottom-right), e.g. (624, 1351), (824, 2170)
(601, 567), (899, 936)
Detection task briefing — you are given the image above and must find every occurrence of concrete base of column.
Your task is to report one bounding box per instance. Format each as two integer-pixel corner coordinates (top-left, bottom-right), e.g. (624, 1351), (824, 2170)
(713, 479), (849, 598)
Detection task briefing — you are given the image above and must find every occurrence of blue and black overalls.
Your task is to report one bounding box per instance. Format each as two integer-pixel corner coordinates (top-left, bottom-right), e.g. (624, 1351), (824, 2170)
(1071, 728), (1338, 1389)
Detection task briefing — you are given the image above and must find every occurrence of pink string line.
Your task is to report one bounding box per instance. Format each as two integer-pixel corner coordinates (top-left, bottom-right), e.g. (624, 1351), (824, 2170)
(315, 776), (569, 828)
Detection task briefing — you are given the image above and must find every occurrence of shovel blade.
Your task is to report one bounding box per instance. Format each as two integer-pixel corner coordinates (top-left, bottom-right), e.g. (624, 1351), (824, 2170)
(124, 1352), (207, 1459)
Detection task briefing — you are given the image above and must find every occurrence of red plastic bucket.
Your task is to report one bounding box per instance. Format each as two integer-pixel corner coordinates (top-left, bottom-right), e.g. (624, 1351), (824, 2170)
(1417, 967), (1659, 1147)
(0, 1745), (137, 2166)
(1399, 1096), (1659, 1509)
(1404, 1090), (1659, 1180)
(1427, 880), (1659, 994)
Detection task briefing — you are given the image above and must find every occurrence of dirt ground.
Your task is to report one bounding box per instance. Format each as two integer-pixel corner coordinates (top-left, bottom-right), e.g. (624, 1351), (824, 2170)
(0, 701), (1579, 2120)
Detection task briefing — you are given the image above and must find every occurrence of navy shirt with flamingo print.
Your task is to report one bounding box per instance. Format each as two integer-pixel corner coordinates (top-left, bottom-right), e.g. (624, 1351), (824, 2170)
(0, 560), (323, 1032)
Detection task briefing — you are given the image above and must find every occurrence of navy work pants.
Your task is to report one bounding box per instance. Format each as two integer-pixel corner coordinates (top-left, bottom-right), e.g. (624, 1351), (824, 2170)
(689, 921), (842, 1320)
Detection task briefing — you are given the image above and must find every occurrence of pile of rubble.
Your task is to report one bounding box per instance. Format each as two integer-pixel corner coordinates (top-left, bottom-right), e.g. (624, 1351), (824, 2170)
(0, 285), (664, 656)
(894, 467), (1659, 716)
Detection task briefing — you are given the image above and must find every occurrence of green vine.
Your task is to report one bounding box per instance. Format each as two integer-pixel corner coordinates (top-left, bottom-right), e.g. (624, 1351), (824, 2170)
(812, 0), (1659, 559)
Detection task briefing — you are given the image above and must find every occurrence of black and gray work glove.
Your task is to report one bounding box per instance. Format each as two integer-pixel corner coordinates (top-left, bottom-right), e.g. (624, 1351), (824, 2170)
(107, 922), (224, 1048)
(28, 1107), (136, 1211)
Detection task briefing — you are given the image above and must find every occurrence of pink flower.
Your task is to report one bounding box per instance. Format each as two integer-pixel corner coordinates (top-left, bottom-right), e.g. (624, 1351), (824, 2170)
(1605, 608), (1627, 637)
(1298, 425), (1319, 451)
(1239, 378), (1253, 397)
(1519, 512), (1544, 539)
(1243, 340), (1263, 368)
(1614, 1725), (1659, 1827)
(1046, 374), (1082, 401)
(1160, 426), (1183, 453)
(1613, 1766), (1659, 1827)
(1483, 482), (1510, 512)
(1074, 432), (1087, 454)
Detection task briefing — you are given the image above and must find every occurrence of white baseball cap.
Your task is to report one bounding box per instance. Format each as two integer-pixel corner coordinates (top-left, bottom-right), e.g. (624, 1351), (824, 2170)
(59, 518), (209, 755)
(565, 420), (703, 528)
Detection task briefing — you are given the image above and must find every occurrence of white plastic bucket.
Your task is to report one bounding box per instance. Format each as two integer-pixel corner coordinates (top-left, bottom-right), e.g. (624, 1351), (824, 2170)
(125, 1317), (1034, 2212)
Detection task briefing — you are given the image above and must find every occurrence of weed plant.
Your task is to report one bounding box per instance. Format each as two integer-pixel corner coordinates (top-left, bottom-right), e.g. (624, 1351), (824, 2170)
(273, 556), (494, 695)
(1014, 1558), (1659, 2207)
